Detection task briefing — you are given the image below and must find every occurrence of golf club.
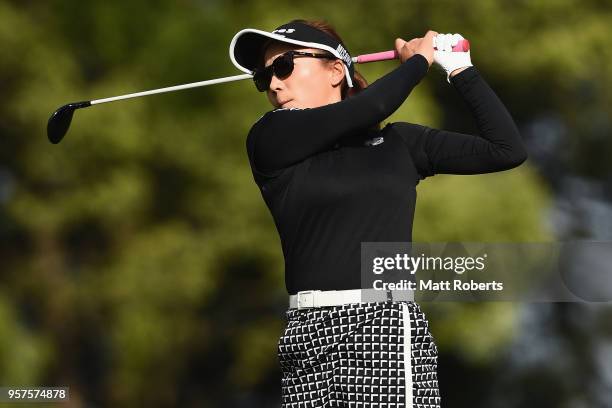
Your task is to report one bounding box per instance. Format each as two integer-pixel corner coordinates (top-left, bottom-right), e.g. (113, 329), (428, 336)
(47, 39), (469, 144)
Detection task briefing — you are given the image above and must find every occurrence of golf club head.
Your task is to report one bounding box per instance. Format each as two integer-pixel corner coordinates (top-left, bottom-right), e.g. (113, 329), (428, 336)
(47, 101), (91, 144)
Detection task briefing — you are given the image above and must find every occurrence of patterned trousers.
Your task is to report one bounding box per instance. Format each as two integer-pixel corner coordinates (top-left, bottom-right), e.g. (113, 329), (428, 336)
(278, 300), (441, 407)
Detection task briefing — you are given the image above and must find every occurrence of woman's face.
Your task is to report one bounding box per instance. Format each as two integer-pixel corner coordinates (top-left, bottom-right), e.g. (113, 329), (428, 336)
(262, 42), (345, 110)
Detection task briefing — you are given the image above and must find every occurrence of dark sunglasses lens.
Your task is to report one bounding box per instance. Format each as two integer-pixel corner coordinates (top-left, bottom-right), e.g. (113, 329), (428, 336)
(253, 53), (295, 92)
(273, 54), (294, 78)
(253, 69), (271, 92)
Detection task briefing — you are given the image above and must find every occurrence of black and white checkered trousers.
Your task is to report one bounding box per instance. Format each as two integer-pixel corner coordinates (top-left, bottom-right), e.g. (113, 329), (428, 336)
(278, 300), (441, 407)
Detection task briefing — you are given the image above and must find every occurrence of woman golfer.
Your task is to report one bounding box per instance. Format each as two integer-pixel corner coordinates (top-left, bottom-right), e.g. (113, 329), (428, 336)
(230, 19), (527, 407)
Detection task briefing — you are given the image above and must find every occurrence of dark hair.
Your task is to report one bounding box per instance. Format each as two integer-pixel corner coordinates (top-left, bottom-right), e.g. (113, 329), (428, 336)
(260, 19), (380, 129)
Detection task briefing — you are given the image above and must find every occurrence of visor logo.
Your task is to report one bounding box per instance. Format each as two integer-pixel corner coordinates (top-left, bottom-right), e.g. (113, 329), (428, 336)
(336, 44), (352, 67)
(272, 28), (296, 36)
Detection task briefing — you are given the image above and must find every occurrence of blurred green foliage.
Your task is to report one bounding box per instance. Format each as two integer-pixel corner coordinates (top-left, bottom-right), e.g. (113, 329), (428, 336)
(1, 0), (610, 406)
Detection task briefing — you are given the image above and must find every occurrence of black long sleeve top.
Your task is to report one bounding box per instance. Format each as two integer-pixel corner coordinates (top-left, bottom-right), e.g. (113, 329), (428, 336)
(245, 54), (527, 295)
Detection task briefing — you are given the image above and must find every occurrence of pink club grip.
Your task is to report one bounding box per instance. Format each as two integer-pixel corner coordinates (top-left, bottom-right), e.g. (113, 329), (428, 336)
(354, 39), (470, 64)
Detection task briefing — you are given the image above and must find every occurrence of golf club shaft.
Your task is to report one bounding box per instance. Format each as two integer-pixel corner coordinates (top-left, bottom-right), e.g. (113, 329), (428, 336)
(48, 42), (470, 143)
(90, 73), (253, 105)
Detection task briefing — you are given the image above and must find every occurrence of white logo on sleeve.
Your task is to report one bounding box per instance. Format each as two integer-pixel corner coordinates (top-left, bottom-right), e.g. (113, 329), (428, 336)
(364, 136), (384, 146)
(273, 107), (303, 112)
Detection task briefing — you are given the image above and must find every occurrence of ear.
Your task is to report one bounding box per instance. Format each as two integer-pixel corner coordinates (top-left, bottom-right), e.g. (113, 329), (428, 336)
(329, 59), (345, 87)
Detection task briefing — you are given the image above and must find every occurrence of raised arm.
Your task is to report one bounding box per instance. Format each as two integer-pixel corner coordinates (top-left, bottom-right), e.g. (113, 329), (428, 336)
(247, 53), (430, 175)
(394, 66), (528, 179)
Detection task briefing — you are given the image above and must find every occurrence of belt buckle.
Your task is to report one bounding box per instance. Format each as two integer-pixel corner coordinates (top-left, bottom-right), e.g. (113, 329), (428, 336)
(297, 290), (320, 309)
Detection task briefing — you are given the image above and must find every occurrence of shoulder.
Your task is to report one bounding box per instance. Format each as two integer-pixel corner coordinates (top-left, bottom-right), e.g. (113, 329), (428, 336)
(384, 122), (435, 180)
(383, 122), (434, 162)
(256, 107), (308, 122)
(247, 106), (313, 146)
(383, 122), (430, 147)
(248, 107), (308, 134)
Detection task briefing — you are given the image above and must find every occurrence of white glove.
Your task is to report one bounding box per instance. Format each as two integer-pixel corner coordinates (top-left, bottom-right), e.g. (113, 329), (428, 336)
(433, 33), (473, 83)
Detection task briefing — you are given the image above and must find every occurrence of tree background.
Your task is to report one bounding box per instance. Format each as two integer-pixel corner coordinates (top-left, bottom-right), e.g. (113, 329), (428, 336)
(1, 0), (611, 406)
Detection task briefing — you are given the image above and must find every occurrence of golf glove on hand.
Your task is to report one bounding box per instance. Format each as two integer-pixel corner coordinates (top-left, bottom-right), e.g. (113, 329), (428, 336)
(433, 33), (473, 83)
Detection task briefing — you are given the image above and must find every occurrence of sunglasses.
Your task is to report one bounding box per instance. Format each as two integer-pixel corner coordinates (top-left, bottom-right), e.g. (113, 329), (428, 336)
(253, 50), (337, 92)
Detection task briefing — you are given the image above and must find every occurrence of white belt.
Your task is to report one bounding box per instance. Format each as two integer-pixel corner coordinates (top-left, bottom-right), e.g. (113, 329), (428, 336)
(289, 288), (414, 309)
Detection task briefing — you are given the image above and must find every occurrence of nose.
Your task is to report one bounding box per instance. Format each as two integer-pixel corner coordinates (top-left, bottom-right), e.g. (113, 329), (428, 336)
(269, 73), (284, 91)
